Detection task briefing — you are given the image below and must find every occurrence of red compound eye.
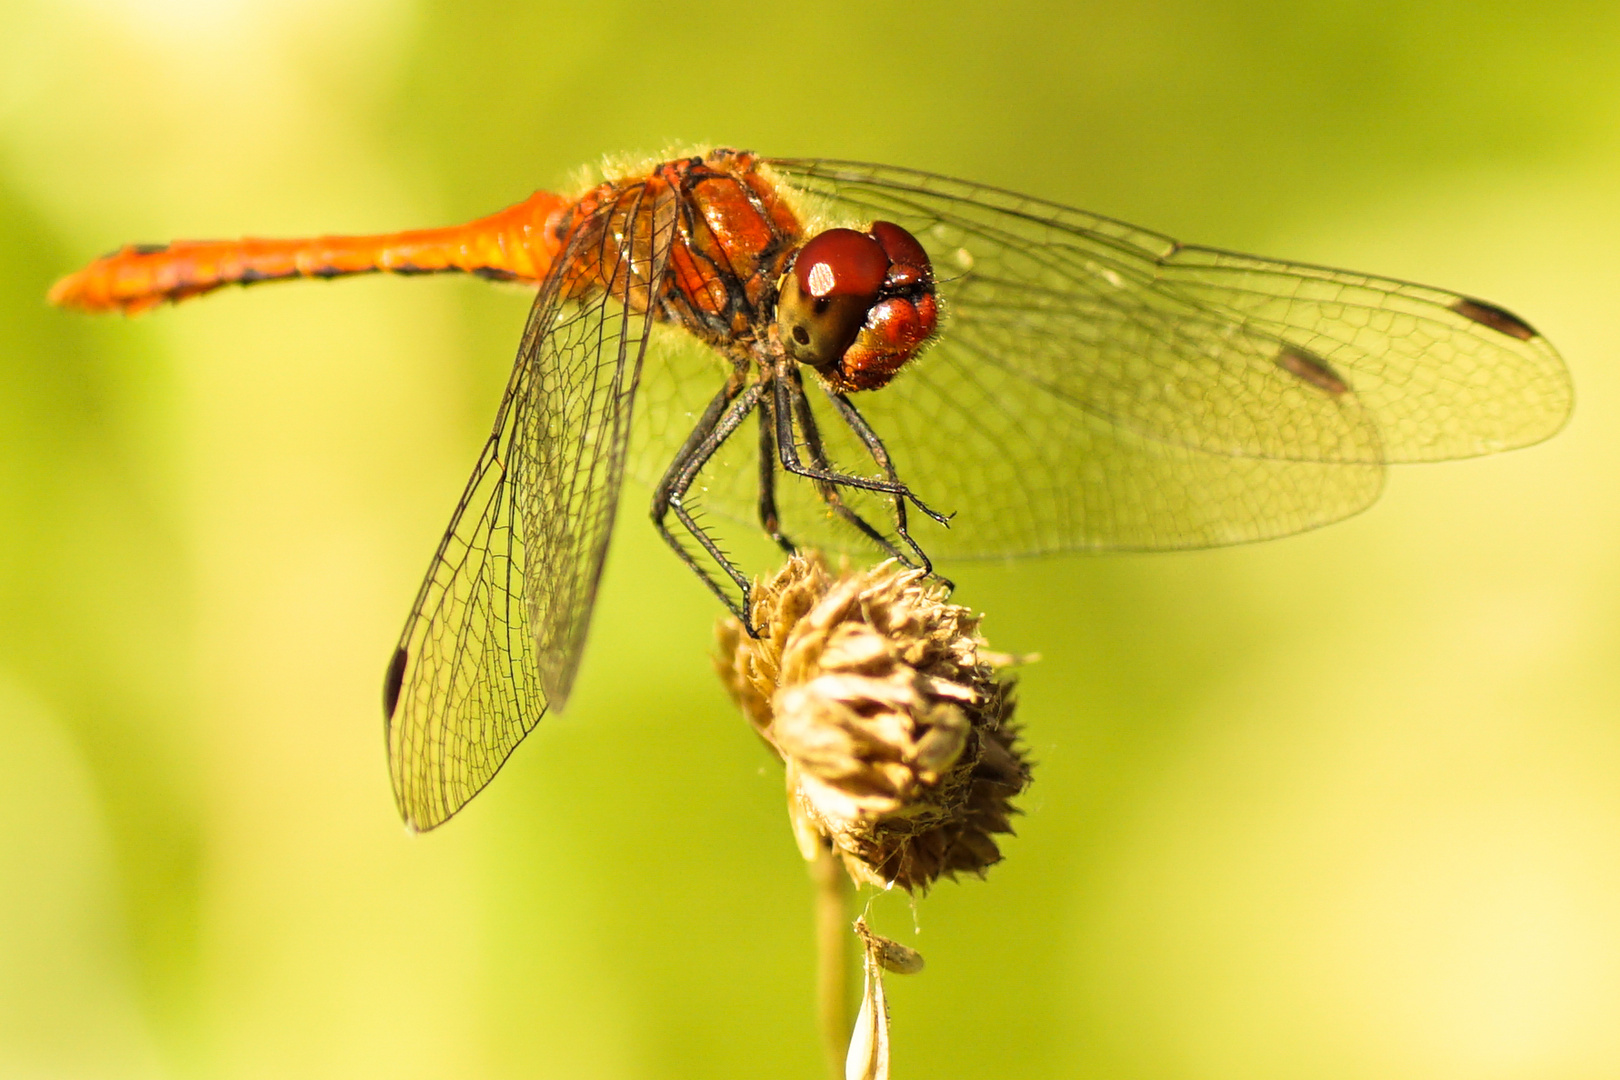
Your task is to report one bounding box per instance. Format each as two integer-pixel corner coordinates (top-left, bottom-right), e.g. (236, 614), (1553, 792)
(869, 220), (931, 277)
(777, 221), (938, 389)
(793, 228), (888, 298)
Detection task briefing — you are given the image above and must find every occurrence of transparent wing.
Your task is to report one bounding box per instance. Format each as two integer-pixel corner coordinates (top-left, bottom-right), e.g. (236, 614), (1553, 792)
(627, 335), (1384, 561)
(384, 183), (675, 831)
(788, 362), (1385, 556)
(703, 157), (1574, 556)
(769, 158), (1570, 464)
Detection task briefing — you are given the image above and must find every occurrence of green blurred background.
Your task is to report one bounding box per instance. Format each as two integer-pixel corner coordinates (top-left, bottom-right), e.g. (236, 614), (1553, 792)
(3, 1), (1619, 1077)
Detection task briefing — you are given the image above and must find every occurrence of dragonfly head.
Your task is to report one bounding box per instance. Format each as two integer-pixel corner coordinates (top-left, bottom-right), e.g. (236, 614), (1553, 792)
(776, 220), (937, 391)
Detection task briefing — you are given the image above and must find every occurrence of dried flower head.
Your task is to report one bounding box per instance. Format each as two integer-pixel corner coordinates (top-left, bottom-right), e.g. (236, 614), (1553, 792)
(716, 554), (1032, 891)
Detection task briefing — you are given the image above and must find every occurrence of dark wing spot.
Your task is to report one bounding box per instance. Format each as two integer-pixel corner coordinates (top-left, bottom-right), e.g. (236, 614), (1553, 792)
(1276, 345), (1349, 395)
(383, 645), (408, 721)
(1452, 297), (1538, 342)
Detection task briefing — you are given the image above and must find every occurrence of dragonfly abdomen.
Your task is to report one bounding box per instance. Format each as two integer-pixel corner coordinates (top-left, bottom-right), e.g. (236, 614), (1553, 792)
(48, 191), (570, 315)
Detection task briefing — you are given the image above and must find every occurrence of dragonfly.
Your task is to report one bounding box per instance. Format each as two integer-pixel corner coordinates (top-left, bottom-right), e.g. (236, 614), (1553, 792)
(49, 148), (1572, 830)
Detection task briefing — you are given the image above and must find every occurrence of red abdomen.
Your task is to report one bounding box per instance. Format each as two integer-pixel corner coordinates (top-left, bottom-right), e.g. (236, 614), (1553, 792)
(48, 192), (571, 315)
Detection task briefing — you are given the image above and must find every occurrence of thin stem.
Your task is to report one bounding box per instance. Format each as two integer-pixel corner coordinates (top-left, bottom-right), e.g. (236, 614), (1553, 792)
(812, 841), (851, 1080)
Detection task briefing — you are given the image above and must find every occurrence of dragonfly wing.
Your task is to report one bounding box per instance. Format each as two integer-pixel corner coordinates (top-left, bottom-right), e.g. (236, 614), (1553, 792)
(780, 351), (1385, 556)
(1158, 244), (1569, 462)
(753, 158), (1569, 555)
(767, 159), (1569, 460)
(385, 183), (676, 830)
(518, 185), (676, 707)
(622, 260), (1386, 558)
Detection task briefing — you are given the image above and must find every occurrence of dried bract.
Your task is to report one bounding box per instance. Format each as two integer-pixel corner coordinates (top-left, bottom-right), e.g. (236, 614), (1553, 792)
(846, 929), (892, 1080)
(717, 555), (1032, 891)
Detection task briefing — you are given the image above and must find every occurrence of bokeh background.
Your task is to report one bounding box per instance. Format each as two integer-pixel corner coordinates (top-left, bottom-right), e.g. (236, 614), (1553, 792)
(3, 1), (1619, 1077)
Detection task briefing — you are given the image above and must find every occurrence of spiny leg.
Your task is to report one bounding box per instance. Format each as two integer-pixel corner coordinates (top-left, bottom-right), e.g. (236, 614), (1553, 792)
(756, 395), (795, 554)
(651, 377), (743, 602)
(822, 389), (950, 586)
(651, 376), (768, 622)
(770, 358), (950, 526)
(780, 369), (921, 568)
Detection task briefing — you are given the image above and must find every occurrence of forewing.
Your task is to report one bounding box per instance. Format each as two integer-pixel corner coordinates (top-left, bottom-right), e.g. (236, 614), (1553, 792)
(749, 158), (1569, 555)
(385, 183), (675, 830)
(768, 158), (1569, 464)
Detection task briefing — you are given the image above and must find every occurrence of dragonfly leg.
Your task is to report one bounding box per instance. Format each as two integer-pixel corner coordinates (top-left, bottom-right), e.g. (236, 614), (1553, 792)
(771, 359), (950, 527)
(756, 395), (796, 554)
(821, 389), (952, 588)
(781, 371), (924, 569)
(651, 377), (769, 626)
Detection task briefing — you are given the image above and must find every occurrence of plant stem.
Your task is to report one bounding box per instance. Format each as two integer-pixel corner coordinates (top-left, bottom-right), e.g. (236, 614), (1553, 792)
(812, 842), (851, 1080)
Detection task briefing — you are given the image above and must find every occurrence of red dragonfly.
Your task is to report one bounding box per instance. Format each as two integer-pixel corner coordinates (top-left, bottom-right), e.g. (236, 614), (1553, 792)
(50, 149), (1571, 830)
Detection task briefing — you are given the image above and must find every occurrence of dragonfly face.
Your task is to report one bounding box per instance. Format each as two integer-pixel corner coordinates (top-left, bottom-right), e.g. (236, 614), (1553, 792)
(776, 220), (940, 391)
(47, 148), (1572, 830)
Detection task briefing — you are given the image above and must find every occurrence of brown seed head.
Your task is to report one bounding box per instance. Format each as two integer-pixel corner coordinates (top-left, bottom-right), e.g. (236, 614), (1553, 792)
(716, 554), (1032, 891)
